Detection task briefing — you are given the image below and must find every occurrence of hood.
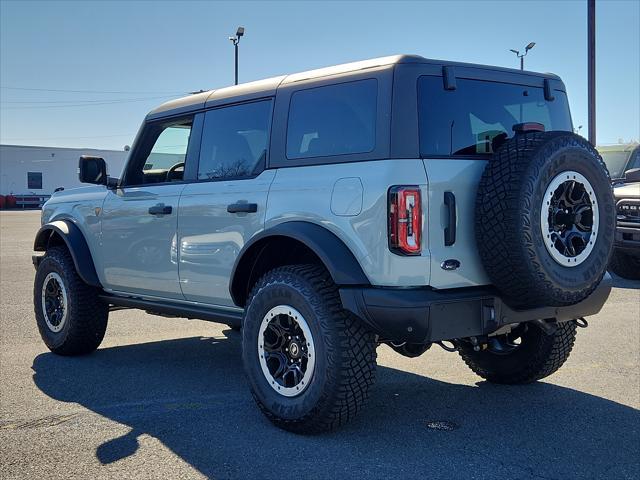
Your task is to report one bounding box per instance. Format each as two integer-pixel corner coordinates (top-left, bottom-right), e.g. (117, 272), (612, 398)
(613, 182), (640, 200)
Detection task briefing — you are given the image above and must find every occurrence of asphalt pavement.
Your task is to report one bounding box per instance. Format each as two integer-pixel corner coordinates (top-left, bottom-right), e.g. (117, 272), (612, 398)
(1, 210), (638, 479)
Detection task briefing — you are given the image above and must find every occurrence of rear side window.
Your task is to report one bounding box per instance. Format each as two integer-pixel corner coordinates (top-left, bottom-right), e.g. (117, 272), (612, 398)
(418, 76), (572, 157)
(198, 100), (272, 180)
(286, 79), (377, 159)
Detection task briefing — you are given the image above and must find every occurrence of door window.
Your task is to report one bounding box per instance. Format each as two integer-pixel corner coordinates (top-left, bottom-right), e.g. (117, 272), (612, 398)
(123, 118), (193, 186)
(197, 100), (272, 181)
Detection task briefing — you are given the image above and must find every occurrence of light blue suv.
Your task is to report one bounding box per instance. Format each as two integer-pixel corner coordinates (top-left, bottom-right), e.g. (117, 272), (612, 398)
(33, 55), (615, 433)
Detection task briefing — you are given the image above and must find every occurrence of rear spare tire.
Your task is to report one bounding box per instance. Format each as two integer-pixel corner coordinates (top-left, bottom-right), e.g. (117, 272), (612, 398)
(476, 131), (615, 308)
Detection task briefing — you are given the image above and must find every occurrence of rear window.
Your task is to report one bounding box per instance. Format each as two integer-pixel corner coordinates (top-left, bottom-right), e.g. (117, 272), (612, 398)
(418, 76), (572, 157)
(286, 79), (377, 159)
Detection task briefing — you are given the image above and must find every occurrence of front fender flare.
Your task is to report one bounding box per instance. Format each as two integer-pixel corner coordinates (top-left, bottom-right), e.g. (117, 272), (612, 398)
(34, 220), (101, 287)
(230, 221), (370, 306)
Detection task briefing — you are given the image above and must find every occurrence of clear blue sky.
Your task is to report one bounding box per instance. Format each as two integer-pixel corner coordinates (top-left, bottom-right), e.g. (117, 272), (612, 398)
(1, 0), (638, 150)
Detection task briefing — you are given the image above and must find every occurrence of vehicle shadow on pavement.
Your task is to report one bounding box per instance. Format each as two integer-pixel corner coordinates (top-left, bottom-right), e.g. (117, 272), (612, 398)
(609, 273), (640, 290)
(32, 332), (639, 479)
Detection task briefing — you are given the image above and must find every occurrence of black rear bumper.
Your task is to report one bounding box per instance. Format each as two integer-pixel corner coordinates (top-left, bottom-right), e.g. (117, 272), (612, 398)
(339, 274), (612, 343)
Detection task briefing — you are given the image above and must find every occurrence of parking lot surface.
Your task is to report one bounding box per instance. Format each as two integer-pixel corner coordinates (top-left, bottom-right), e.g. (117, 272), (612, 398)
(1, 210), (639, 479)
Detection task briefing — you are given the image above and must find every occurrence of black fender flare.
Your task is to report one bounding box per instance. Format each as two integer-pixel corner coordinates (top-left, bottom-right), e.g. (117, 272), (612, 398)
(230, 221), (370, 306)
(34, 220), (102, 287)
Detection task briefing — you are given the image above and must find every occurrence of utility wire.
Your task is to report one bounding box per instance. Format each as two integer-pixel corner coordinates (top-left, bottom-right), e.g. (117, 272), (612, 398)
(1, 96), (178, 110)
(1, 86), (188, 95)
(1, 133), (135, 141)
(2, 96), (178, 104)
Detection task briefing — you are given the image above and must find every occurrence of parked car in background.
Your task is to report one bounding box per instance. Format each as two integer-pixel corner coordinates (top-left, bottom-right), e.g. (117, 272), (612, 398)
(598, 143), (640, 279)
(609, 167), (640, 280)
(599, 143), (640, 182)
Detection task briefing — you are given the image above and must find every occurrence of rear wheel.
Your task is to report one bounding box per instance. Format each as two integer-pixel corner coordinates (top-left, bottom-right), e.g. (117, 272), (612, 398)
(458, 321), (577, 384)
(242, 265), (377, 434)
(609, 249), (640, 280)
(34, 246), (108, 355)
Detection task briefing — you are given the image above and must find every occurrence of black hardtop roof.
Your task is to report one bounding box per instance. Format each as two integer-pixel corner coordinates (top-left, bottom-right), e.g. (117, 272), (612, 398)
(147, 54), (563, 120)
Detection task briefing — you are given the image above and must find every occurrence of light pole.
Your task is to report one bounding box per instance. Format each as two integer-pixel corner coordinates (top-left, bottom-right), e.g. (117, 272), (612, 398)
(587, 0), (596, 144)
(509, 42), (536, 70)
(229, 26), (245, 85)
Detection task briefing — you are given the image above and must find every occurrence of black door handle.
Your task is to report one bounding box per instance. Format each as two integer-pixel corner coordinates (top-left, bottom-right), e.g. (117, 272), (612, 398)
(148, 204), (172, 215)
(444, 192), (456, 246)
(227, 202), (258, 214)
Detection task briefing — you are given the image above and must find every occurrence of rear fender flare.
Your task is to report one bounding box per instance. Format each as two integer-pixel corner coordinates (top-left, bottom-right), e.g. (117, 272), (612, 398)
(230, 221), (369, 306)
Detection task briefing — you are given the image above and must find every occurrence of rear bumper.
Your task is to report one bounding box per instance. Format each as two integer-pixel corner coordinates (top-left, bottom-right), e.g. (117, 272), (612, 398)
(339, 274), (612, 343)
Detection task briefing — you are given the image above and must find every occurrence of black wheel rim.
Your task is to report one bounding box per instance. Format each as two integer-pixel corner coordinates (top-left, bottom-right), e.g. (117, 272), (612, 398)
(258, 305), (315, 397)
(541, 171), (598, 266)
(41, 272), (68, 332)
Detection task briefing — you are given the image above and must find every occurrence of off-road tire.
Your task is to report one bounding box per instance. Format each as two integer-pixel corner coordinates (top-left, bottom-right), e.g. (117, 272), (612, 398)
(242, 265), (377, 434)
(476, 131), (615, 308)
(609, 249), (640, 280)
(458, 321), (577, 384)
(34, 246), (108, 355)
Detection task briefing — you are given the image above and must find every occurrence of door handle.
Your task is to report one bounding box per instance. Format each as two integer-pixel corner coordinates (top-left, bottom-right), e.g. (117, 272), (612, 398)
(148, 204), (172, 215)
(227, 202), (258, 214)
(444, 192), (456, 246)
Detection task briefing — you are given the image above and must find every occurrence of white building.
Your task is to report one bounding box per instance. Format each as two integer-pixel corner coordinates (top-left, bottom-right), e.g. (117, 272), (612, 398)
(0, 144), (128, 196)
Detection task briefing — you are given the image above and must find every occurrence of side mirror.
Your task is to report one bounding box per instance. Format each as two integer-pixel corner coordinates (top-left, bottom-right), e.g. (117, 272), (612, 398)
(79, 156), (107, 185)
(624, 168), (640, 183)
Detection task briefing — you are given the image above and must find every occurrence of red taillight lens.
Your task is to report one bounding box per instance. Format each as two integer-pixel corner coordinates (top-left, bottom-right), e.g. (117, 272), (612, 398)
(388, 186), (422, 256)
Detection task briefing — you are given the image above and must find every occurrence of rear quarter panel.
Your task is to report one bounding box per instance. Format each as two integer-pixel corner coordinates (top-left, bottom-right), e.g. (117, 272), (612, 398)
(266, 159), (432, 287)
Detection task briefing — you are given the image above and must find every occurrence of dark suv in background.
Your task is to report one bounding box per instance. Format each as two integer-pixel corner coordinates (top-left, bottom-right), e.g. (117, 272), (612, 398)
(600, 143), (640, 280)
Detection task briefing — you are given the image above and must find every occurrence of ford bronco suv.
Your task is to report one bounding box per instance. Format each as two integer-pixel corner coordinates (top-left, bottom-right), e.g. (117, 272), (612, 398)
(33, 55), (615, 433)
(610, 168), (640, 279)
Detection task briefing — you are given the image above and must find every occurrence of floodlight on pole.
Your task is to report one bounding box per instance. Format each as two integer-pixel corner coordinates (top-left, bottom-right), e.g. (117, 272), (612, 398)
(229, 26), (245, 85)
(509, 42), (536, 70)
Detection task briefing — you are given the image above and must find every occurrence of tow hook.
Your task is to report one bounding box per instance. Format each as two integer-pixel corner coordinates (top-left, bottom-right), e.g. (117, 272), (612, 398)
(436, 341), (458, 352)
(575, 317), (589, 328)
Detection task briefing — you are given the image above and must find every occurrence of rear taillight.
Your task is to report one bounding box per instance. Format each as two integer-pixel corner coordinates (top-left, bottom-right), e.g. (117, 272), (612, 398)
(388, 186), (422, 256)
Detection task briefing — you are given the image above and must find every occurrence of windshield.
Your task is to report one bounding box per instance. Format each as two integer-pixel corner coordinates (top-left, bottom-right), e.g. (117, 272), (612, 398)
(418, 76), (573, 157)
(600, 149), (632, 179)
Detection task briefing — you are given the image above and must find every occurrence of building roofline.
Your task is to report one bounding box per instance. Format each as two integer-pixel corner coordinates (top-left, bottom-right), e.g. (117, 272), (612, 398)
(0, 144), (127, 153)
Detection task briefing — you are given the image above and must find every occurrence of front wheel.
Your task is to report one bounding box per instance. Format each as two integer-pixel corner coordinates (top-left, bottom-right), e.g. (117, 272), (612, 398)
(458, 321), (578, 384)
(34, 246), (109, 355)
(242, 265), (377, 434)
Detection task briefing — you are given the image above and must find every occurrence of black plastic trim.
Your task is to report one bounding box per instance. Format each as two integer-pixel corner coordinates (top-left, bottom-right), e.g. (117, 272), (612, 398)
(33, 220), (101, 287)
(339, 274), (612, 343)
(544, 78), (556, 101)
(442, 66), (456, 90)
(230, 221), (370, 306)
(99, 294), (242, 328)
(444, 191), (456, 246)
